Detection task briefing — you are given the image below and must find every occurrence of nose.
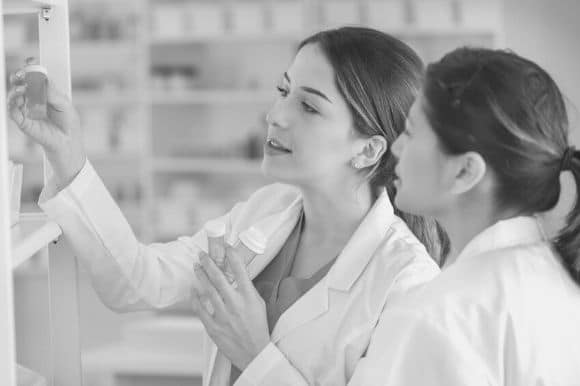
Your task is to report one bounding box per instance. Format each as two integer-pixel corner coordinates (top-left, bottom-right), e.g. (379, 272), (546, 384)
(265, 97), (290, 129)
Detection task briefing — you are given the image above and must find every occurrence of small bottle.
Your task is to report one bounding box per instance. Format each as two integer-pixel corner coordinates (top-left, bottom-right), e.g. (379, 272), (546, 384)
(23, 63), (48, 120)
(204, 219), (227, 271)
(226, 226), (266, 283)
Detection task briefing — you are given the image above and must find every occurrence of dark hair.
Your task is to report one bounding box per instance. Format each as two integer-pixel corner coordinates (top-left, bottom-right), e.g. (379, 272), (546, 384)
(423, 47), (580, 283)
(299, 27), (449, 263)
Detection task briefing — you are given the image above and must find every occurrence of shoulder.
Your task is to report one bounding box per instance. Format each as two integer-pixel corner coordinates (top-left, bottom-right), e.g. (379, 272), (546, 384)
(372, 217), (440, 289)
(228, 183), (302, 228)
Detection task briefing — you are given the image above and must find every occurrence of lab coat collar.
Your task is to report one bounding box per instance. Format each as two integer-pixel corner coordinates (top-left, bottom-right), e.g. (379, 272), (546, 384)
(452, 216), (547, 266)
(270, 190), (397, 343)
(326, 189), (397, 291)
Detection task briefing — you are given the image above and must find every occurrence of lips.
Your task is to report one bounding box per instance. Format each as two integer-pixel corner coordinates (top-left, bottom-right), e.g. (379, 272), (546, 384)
(266, 138), (292, 153)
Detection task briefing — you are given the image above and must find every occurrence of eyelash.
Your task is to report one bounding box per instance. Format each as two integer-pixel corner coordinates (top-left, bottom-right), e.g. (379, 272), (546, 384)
(276, 86), (318, 114)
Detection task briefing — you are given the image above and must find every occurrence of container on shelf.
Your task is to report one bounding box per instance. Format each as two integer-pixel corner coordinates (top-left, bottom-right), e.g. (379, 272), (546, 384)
(411, 0), (456, 29)
(367, 0), (408, 31)
(151, 3), (187, 40)
(185, 3), (225, 38)
(270, 1), (304, 34)
(229, 2), (266, 36)
(321, 0), (361, 29)
(459, 0), (502, 29)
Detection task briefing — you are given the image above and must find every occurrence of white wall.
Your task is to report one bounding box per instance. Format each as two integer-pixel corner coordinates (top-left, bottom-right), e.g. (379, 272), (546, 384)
(503, 0), (580, 233)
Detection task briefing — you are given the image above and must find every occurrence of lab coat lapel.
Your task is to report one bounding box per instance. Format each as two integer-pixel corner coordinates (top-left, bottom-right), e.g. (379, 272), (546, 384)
(270, 191), (396, 343)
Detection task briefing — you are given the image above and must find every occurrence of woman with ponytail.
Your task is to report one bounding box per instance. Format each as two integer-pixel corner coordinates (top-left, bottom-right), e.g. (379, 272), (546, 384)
(348, 48), (580, 385)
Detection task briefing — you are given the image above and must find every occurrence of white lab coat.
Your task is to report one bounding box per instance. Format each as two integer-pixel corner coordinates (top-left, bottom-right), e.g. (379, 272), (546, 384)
(39, 160), (440, 386)
(348, 216), (580, 386)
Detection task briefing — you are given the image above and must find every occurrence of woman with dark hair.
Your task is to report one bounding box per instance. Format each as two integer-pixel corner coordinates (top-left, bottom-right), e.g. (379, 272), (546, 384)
(8, 27), (445, 386)
(349, 47), (580, 385)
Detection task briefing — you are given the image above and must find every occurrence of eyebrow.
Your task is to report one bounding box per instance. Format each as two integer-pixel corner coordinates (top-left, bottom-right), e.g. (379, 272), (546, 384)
(283, 72), (333, 104)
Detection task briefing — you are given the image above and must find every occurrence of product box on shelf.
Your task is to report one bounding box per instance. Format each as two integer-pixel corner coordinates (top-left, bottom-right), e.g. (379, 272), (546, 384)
(270, 1), (305, 34)
(321, 0), (361, 29)
(412, 0), (456, 29)
(367, 0), (408, 31)
(230, 2), (266, 36)
(459, 0), (502, 29)
(185, 3), (225, 38)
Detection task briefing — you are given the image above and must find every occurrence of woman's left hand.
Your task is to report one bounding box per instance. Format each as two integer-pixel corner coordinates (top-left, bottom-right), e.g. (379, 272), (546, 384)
(192, 248), (270, 370)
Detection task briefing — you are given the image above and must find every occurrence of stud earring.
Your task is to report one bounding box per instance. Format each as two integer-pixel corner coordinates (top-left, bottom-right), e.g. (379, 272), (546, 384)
(351, 159), (362, 169)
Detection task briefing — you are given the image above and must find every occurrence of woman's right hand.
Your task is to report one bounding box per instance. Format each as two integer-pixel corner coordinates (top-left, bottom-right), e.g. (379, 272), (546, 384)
(7, 68), (87, 190)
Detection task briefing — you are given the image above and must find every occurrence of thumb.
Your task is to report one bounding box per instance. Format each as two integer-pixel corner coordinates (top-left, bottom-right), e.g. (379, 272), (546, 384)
(46, 80), (71, 111)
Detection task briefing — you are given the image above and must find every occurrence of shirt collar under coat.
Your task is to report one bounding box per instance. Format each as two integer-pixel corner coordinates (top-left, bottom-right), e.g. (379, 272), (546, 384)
(448, 215), (548, 268)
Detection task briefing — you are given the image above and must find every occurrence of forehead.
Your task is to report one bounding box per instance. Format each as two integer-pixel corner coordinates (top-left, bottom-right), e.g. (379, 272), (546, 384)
(287, 44), (337, 93)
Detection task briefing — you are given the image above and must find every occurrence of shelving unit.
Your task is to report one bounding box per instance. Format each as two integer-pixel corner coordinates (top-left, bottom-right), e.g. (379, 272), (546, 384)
(4, 0), (505, 245)
(1, 2), (84, 385)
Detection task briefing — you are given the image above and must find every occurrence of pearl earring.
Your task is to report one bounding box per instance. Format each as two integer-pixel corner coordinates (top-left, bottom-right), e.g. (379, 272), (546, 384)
(351, 159), (362, 169)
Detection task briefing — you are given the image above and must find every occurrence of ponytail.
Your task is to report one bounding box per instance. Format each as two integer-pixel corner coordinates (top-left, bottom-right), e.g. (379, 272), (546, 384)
(553, 147), (580, 284)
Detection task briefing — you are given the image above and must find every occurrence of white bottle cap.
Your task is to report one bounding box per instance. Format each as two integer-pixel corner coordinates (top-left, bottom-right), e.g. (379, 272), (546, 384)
(204, 219), (226, 238)
(23, 64), (48, 75)
(238, 226), (266, 254)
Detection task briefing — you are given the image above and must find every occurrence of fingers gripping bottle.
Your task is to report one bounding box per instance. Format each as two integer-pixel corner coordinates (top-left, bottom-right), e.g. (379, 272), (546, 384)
(23, 63), (48, 120)
(227, 226), (267, 284)
(204, 219), (227, 271)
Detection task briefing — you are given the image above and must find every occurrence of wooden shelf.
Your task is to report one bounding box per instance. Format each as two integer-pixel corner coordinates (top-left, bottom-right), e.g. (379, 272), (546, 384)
(151, 89), (273, 105)
(2, 0), (56, 15)
(11, 213), (61, 269)
(153, 157), (262, 174)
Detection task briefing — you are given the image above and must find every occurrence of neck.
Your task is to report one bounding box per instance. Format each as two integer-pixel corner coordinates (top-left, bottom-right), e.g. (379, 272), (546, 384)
(437, 199), (517, 267)
(298, 179), (373, 246)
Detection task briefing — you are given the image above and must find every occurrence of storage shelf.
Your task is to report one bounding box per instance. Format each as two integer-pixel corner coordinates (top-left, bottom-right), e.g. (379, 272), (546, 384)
(388, 27), (498, 38)
(150, 33), (304, 45)
(11, 213), (62, 269)
(73, 91), (142, 106)
(2, 0), (56, 15)
(153, 157), (262, 174)
(151, 90), (273, 105)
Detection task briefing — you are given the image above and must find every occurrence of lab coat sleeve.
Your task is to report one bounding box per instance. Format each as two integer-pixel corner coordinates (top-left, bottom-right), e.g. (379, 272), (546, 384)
(234, 343), (309, 386)
(347, 311), (492, 386)
(38, 159), (239, 311)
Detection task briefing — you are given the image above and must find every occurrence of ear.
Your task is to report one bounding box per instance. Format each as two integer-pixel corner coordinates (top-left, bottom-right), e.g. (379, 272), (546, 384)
(450, 151), (487, 194)
(351, 135), (388, 169)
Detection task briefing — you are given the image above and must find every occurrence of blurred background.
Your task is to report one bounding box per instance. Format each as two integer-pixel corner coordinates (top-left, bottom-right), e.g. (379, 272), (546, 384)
(3, 0), (579, 385)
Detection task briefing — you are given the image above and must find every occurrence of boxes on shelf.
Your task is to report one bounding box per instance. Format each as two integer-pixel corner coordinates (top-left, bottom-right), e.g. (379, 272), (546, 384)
(367, 0), (408, 31)
(185, 3), (226, 38)
(459, 0), (502, 29)
(270, 1), (305, 34)
(151, 3), (187, 40)
(411, 0), (456, 29)
(321, 0), (361, 28)
(230, 2), (266, 36)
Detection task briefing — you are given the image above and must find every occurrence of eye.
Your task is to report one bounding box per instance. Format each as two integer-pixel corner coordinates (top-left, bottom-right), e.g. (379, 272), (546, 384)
(301, 102), (318, 114)
(276, 86), (289, 97)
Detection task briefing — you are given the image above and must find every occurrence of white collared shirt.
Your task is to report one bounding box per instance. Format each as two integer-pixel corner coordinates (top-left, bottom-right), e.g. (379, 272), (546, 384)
(349, 216), (580, 386)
